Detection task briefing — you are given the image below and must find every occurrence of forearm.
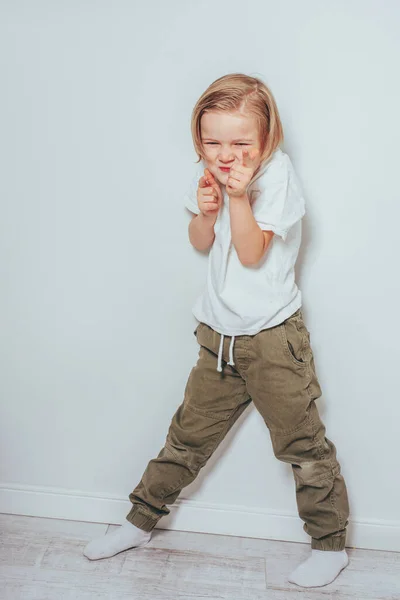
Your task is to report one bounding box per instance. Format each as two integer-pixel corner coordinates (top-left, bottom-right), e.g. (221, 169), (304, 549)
(229, 195), (270, 266)
(188, 212), (217, 251)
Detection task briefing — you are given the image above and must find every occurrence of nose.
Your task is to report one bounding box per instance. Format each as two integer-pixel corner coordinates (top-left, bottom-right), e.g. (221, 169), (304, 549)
(219, 152), (235, 164)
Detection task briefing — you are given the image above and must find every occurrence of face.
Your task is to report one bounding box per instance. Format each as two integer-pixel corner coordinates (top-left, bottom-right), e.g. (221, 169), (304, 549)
(200, 110), (263, 186)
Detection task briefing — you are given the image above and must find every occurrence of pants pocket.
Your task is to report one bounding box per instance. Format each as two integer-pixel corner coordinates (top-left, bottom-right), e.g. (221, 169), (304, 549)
(280, 310), (310, 368)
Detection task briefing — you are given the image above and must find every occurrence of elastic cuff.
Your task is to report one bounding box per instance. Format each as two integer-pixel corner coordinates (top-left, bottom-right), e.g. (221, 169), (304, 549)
(312, 533), (346, 551)
(126, 505), (158, 532)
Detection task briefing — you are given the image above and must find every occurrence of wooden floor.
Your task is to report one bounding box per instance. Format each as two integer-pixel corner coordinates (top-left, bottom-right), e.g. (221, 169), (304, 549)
(0, 514), (399, 599)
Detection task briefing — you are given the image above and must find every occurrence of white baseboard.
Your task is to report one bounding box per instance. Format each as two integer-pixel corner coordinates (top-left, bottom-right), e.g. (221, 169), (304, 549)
(1, 483), (399, 552)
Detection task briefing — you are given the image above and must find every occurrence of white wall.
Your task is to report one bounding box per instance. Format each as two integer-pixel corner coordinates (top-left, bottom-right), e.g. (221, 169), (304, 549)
(1, 0), (399, 552)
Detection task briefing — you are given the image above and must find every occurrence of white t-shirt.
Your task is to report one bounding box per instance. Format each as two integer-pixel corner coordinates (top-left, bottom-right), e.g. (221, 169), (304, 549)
(184, 148), (305, 336)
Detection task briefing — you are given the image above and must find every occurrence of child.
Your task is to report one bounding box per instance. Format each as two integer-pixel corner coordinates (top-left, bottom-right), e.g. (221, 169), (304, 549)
(84, 73), (350, 589)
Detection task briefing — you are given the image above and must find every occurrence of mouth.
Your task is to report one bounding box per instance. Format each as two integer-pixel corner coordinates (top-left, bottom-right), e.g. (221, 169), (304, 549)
(219, 167), (231, 172)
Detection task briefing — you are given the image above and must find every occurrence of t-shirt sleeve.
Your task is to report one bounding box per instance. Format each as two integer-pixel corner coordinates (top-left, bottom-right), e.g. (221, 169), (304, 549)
(250, 156), (305, 241)
(183, 167), (202, 215)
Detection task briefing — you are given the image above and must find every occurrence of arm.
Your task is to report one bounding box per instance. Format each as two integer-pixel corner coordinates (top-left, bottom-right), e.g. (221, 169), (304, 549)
(229, 194), (274, 266)
(188, 212), (217, 251)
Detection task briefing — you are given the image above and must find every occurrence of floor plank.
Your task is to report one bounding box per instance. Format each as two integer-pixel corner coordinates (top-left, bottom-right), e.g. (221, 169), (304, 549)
(1, 514), (399, 600)
(121, 546), (266, 592)
(0, 513), (107, 538)
(126, 526), (400, 599)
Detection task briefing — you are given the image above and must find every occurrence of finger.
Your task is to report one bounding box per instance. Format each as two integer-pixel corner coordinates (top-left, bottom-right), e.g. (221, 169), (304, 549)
(207, 169), (223, 193)
(202, 201), (219, 212)
(208, 191), (220, 207)
(200, 172), (217, 191)
(227, 172), (241, 183)
(229, 166), (245, 178)
(242, 147), (259, 168)
(202, 186), (218, 197)
(204, 168), (216, 183)
(204, 169), (222, 199)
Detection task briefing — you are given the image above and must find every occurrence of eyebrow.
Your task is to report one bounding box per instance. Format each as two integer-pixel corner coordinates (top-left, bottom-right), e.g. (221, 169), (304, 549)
(202, 138), (254, 142)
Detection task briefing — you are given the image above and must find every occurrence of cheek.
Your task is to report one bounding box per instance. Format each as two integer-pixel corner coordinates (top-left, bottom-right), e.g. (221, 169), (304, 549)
(204, 149), (217, 162)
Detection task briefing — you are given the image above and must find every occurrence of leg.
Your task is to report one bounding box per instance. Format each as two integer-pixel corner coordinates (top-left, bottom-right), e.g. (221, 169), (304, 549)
(84, 324), (251, 560)
(245, 310), (350, 586)
(127, 328), (251, 530)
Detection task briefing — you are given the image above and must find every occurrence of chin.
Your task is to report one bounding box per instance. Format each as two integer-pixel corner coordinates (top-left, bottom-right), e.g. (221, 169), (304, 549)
(216, 176), (227, 186)
(213, 170), (228, 183)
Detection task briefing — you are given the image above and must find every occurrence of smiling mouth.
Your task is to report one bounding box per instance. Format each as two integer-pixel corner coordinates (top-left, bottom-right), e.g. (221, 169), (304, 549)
(219, 167), (231, 171)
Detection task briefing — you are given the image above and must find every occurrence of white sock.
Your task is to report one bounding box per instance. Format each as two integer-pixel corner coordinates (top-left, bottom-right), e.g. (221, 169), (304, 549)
(83, 520), (152, 560)
(288, 549), (349, 588)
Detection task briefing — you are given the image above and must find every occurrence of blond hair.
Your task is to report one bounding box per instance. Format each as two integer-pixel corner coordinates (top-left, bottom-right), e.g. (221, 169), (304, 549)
(191, 73), (284, 166)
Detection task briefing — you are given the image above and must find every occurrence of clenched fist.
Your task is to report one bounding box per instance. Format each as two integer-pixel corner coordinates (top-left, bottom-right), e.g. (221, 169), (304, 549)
(197, 168), (223, 217)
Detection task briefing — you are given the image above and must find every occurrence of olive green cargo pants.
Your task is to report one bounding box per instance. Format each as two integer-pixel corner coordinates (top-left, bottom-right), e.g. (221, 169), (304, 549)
(126, 309), (349, 551)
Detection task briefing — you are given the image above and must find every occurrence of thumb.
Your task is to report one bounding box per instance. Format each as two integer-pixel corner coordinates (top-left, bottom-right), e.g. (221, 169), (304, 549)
(198, 175), (208, 188)
(204, 168), (216, 185)
(205, 168), (222, 203)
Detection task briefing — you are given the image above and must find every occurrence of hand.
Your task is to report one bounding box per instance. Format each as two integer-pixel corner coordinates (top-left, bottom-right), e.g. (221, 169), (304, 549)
(226, 148), (260, 198)
(197, 168), (223, 217)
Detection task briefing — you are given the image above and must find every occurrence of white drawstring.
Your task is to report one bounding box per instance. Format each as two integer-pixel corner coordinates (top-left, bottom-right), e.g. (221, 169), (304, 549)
(217, 334), (224, 372)
(228, 335), (235, 367)
(217, 334), (236, 372)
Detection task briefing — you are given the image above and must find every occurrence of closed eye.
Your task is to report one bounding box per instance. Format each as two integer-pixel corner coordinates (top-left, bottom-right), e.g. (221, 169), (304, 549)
(205, 142), (249, 146)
